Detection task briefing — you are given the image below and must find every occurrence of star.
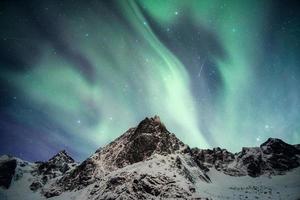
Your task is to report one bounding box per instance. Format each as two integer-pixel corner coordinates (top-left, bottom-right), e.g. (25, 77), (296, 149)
(265, 124), (270, 129)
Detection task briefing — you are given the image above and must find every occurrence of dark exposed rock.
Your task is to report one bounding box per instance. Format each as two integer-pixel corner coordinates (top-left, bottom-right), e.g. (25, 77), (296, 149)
(120, 116), (186, 166)
(236, 149), (264, 177)
(260, 138), (300, 171)
(131, 173), (191, 198)
(37, 150), (75, 177)
(48, 150), (75, 165)
(26, 150), (77, 194)
(294, 144), (300, 151)
(191, 138), (300, 177)
(0, 158), (17, 189)
(189, 186), (196, 193)
(175, 156), (182, 169)
(43, 188), (62, 198)
(134, 175), (161, 196)
(190, 147), (234, 171)
(56, 158), (96, 193)
(132, 115), (167, 137)
(233, 138), (300, 177)
(126, 133), (160, 164)
(106, 176), (126, 189)
(260, 138), (299, 155)
(30, 180), (43, 191)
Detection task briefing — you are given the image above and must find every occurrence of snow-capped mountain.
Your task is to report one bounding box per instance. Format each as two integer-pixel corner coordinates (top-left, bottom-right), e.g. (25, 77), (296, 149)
(191, 137), (300, 177)
(1, 116), (300, 200)
(0, 150), (78, 200)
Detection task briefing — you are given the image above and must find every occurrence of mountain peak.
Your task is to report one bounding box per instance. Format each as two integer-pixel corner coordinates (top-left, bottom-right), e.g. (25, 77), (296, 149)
(134, 115), (167, 136)
(61, 116), (186, 175)
(261, 138), (284, 146)
(101, 116), (186, 168)
(152, 115), (161, 123)
(48, 150), (75, 165)
(260, 137), (299, 155)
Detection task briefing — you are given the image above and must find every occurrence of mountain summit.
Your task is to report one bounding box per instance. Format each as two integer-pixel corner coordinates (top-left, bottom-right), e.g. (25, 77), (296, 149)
(49, 116), (191, 195)
(95, 115), (187, 169)
(1, 116), (300, 199)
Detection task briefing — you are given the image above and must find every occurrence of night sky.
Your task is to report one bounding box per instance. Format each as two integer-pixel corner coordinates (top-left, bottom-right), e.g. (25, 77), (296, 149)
(0, 0), (299, 161)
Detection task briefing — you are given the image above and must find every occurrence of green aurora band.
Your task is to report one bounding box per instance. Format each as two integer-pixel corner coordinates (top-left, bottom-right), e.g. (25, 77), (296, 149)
(0, 0), (299, 160)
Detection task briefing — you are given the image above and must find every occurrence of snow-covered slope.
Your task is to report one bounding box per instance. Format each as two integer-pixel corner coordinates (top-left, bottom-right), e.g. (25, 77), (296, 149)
(197, 167), (300, 200)
(1, 116), (300, 199)
(0, 151), (78, 200)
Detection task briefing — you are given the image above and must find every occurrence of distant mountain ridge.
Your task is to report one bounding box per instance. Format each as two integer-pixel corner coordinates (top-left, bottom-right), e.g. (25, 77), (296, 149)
(1, 116), (300, 200)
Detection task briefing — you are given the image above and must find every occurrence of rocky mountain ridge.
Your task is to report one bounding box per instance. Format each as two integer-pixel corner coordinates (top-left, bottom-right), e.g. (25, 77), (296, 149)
(1, 116), (300, 199)
(0, 150), (78, 192)
(190, 137), (300, 177)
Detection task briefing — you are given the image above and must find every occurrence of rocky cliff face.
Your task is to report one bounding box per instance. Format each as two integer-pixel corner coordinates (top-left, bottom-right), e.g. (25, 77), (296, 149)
(0, 150), (78, 193)
(36, 150), (76, 176)
(191, 138), (300, 177)
(190, 147), (235, 171)
(97, 115), (188, 169)
(0, 156), (17, 189)
(1, 116), (300, 200)
(30, 150), (77, 192)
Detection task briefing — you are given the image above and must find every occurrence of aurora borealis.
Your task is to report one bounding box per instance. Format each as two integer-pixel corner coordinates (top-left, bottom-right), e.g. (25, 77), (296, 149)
(0, 0), (299, 161)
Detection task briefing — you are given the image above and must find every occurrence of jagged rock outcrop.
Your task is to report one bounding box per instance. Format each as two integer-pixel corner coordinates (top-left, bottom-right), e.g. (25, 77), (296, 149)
(28, 150), (77, 192)
(0, 156), (17, 189)
(233, 138), (300, 177)
(115, 115), (187, 166)
(191, 138), (300, 177)
(56, 157), (97, 191)
(0, 151), (77, 191)
(260, 138), (300, 170)
(35, 150), (76, 177)
(191, 147), (234, 171)
(97, 173), (192, 199)
(294, 144), (300, 151)
(0, 150), (77, 195)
